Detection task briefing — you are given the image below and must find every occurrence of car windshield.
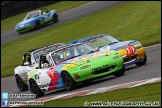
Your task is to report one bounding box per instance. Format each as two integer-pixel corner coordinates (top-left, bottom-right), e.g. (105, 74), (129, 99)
(51, 44), (96, 64)
(24, 10), (40, 20)
(33, 44), (64, 63)
(84, 35), (119, 48)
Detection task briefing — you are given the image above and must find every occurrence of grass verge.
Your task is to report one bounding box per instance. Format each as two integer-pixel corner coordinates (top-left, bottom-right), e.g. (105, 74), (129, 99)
(25, 82), (161, 107)
(1, 1), (161, 78)
(1, 1), (90, 31)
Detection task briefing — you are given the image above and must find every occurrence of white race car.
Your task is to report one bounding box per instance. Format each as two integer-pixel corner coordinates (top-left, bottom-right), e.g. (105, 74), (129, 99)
(14, 43), (65, 91)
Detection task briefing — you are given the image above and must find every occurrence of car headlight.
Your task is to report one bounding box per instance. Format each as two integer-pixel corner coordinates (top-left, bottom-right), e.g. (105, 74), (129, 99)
(113, 55), (121, 59)
(80, 65), (91, 70)
(19, 24), (25, 27)
(26, 23), (31, 26)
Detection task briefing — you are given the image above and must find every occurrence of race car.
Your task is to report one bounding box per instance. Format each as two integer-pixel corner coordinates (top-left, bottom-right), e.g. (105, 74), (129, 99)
(27, 43), (125, 97)
(14, 43), (65, 92)
(68, 34), (147, 67)
(15, 8), (58, 34)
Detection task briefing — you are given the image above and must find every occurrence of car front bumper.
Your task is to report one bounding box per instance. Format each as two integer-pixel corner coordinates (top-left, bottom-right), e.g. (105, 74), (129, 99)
(16, 24), (35, 33)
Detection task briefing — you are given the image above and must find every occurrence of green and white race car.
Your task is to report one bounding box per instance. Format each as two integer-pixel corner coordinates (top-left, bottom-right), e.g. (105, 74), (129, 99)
(15, 8), (58, 34)
(28, 43), (125, 97)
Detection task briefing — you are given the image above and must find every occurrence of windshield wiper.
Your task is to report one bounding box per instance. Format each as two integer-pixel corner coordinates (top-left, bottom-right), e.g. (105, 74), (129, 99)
(108, 42), (118, 45)
(96, 46), (104, 49)
(86, 50), (97, 54)
(65, 55), (82, 61)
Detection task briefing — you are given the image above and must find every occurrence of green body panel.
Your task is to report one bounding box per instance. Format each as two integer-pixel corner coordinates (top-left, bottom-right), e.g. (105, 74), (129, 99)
(28, 68), (38, 80)
(40, 16), (54, 25)
(66, 52), (124, 82)
(16, 24), (35, 33)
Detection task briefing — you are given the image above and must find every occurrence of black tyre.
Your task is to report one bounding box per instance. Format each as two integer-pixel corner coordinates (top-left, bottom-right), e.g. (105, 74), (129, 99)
(29, 79), (44, 98)
(35, 21), (40, 29)
(15, 75), (28, 92)
(53, 14), (58, 23)
(62, 72), (77, 91)
(18, 32), (23, 35)
(135, 53), (147, 66)
(113, 65), (125, 77)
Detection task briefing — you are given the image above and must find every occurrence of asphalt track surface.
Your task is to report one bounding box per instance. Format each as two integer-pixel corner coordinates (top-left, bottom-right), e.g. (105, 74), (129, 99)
(1, 1), (129, 45)
(1, 0), (161, 103)
(1, 44), (161, 102)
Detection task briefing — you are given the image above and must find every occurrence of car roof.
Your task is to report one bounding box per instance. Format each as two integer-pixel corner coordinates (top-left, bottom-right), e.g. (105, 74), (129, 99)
(68, 34), (109, 44)
(48, 43), (83, 55)
(30, 8), (47, 13)
(24, 43), (65, 55)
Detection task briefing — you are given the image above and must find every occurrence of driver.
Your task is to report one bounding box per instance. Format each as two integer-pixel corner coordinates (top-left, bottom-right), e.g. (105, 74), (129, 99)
(53, 54), (61, 64)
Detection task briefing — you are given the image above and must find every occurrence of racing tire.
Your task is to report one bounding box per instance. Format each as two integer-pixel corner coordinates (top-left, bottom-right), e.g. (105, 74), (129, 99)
(62, 72), (77, 91)
(113, 65), (125, 77)
(35, 21), (40, 30)
(135, 53), (147, 66)
(53, 14), (58, 23)
(18, 32), (23, 35)
(15, 75), (28, 92)
(29, 79), (44, 98)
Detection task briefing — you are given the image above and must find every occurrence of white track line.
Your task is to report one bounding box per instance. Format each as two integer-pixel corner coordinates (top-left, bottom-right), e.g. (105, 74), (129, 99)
(144, 43), (161, 48)
(7, 77), (161, 107)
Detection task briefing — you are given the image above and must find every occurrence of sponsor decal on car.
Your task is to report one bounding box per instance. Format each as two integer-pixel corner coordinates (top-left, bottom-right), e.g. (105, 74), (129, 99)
(39, 83), (50, 88)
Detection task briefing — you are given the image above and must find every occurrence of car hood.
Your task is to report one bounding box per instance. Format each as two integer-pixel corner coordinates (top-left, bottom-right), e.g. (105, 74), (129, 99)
(104, 40), (138, 50)
(56, 50), (111, 67)
(16, 18), (35, 25)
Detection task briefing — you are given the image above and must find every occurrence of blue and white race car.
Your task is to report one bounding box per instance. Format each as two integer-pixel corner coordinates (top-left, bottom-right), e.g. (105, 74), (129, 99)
(15, 8), (58, 34)
(68, 34), (147, 67)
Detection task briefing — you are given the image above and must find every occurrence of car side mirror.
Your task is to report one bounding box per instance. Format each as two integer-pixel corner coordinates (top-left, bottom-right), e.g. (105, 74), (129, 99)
(24, 62), (29, 65)
(118, 39), (121, 41)
(42, 12), (46, 15)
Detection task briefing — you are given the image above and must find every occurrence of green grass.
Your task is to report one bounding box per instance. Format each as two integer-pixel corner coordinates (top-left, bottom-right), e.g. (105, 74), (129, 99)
(1, 1), (161, 78)
(25, 82), (161, 107)
(1, 1), (90, 31)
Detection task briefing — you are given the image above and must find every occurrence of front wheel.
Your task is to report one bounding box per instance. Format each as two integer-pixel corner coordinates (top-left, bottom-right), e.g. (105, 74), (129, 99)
(29, 79), (44, 98)
(135, 53), (147, 66)
(113, 65), (125, 77)
(53, 14), (58, 23)
(62, 72), (77, 91)
(35, 21), (40, 30)
(15, 75), (28, 92)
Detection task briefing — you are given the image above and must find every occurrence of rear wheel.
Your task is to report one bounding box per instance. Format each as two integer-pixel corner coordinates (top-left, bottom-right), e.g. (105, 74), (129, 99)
(53, 14), (58, 23)
(113, 65), (125, 77)
(62, 72), (77, 91)
(29, 79), (44, 98)
(135, 53), (147, 66)
(15, 75), (28, 91)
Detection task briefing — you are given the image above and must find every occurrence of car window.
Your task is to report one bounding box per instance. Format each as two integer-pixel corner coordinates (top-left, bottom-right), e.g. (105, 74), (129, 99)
(85, 35), (119, 48)
(24, 11), (39, 20)
(33, 44), (65, 63)
(74, 47), (80, 56)
(76, 44), (95, 55)
(51, 44), (96, 64)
